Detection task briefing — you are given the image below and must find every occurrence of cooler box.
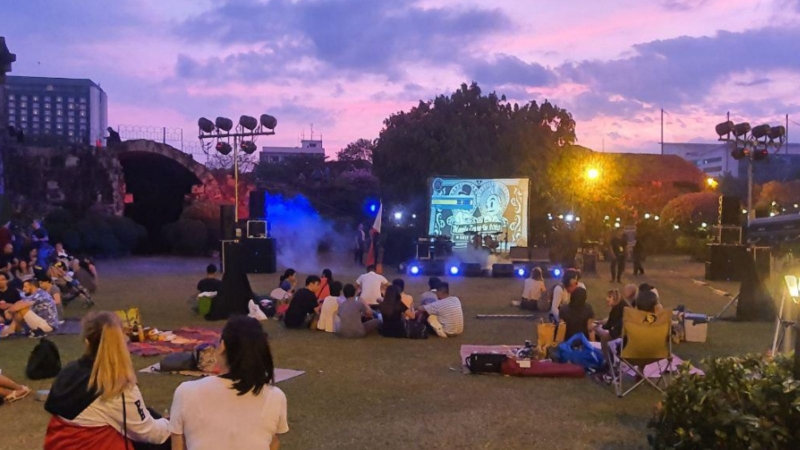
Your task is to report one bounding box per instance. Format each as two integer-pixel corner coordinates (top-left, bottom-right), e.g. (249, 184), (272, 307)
(684, 313), (708, 343)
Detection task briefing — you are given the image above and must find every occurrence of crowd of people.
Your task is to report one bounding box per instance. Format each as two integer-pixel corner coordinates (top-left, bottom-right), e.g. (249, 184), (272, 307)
(0, 220), (98, 339)
(260, 265), (465, 339)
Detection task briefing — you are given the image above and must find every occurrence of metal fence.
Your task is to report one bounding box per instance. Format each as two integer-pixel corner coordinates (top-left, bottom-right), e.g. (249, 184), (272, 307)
(116, 125), (209, 163)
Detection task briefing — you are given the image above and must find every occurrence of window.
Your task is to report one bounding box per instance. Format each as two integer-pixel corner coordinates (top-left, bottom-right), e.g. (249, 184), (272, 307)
(44, 116), (51, 123)
(68, 97), (75, 103)
(56, 123), (63, 130)
(20, 109), (27, 116)
(56, 117), (63, 124)
(68, 124), (74, 130)
(32, 116), (39, 122)
(7, 101), (14, 108)
(701, 157), (722, 164)
(32, 96), (39, 102)
(80, 117), (87, 124)
(56, 96), (63, 102)
(79, 125), (87, 131)
(21, 95), (27, 101)
(45, 103), (51, 109)
(56, 103), (63, 109)
(44, 96), (51, 102)
(68, 103), (75, 110)
(7, 94), (13, 100)
(7, 108), (14, 115)
(79, 110), (86, 117)
(20, 101), (27, 108)
(33, 108), (39, 115)
(704, 166), (723, 173)
(56, 110), (63, 116)
(79, 97), (87, 103)
(68, 117), (75, 124)
(68, 111), (74, 117)
(79, 104), (86, 110)
(44, 125), (51, 132)
(21, 116), (27, 122)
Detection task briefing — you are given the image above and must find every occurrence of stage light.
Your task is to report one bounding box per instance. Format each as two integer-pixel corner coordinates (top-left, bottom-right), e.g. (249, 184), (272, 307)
(769, 125), (786, 141)
(752, 124), (771, 139)
(260, 114), (278, 130)
(516, 268), (526, 277)
(239, 115), (258, 131)
(604, 215), (609, 221)
(753, 147), (769, 161)
(733, 122), (751, 137)
(449, 266), (460, 276)
(715, 120), (734, 137)
(558, 214), (564, 219)
(215, 117), (233, 132)
(565, 214), (574, 222)
(412, 214), (417, 219)
(394, 212), (403, 220)
(198, 117), (215, 134)
(785, 275), (799, 300)
(742, 209), (748, 214)
(706, 177), (718, 189)
(731, 144), (749, 160)
(553, 268), (562, 278)
(241, 141), (257, 155)
(409, 265), (420, 275)
(369, 204), (378, 213)
(215, 142), (232, 155)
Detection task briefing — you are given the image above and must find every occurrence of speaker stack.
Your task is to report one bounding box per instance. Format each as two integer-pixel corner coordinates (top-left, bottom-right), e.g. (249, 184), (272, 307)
(219, 191), (277, 274)
(716, 195), (742, 245)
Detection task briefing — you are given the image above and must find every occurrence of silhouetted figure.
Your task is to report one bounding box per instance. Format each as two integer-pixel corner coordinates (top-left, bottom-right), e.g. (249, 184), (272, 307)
(106, 127), (121, 145)
(205, 244), (254, 320)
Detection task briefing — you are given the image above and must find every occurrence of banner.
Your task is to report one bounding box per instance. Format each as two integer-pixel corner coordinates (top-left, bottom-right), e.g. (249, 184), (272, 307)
(427, 178), (529, 249)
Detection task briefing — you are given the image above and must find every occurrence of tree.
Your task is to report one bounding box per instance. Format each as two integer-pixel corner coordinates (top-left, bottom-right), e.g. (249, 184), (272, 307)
(660, 191), (719, 232)
(756, 180), (800, 213)
(372, 82), (576, 203)
(337, 138), (375, 162)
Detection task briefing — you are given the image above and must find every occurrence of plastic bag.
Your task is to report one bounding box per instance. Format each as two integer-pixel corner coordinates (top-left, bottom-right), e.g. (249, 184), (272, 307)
(556, 333), (605, 371)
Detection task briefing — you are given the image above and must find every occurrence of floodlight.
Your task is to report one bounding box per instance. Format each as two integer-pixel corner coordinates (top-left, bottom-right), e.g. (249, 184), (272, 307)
(393, 212), (403, 220)
(516, 268), (526, 277)
(769, 126), (786, 141)
(241, 141), (257, 155)
(785, 275), (799, 301)
(409, 265), (420, 275)
(733, 122), (751, 137)
(215, 117), (233, 132)
(753, 146), (769, 161)
(215, 142), (232, 155)
(552, 268), (562, 277)
(715, 121), (734, 137)
(751, 124), (771, 139)
(239, 115), (258, 131)
(260, 114), (277, 130)
(198, 117), (215, 134)
(449, 266), (460, 276)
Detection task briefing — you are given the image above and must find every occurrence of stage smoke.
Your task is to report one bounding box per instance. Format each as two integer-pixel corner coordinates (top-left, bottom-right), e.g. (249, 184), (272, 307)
(265, 193), (350, 273)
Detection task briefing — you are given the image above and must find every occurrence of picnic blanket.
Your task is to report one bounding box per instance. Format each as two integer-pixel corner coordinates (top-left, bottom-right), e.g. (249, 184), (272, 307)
(1, 318), (82, 339)
(128, 327), (221, 357)
(139, 364), (305, 383)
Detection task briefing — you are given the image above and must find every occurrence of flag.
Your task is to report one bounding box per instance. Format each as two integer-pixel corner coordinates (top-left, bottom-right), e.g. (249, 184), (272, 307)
(366, 203), (382, 267)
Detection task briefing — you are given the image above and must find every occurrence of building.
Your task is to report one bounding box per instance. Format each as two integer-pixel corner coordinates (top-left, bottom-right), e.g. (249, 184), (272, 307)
(260, 139), (325, 164)
(662, 142), (800, 180)
(4, 75), (108, 146)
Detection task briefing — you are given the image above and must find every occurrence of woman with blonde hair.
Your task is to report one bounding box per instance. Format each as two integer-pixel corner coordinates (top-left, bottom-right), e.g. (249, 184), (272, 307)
(44, 311), (170, 450)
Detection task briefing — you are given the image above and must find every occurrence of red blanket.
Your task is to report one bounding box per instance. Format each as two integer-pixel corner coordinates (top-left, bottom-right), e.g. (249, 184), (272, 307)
(128, 327), (221, 357)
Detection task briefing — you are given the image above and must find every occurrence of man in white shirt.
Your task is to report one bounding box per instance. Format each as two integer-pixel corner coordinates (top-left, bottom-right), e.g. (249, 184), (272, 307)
(421, 282), (463, 338)
(356, 265), (388, 306)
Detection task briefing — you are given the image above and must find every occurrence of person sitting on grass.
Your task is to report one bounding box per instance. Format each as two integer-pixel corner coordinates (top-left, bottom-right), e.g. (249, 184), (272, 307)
(419, 282), (463, 338)
(39, 275), (64, 324)
(197, 264), (223, 295)
(379, 285), (413, 339)
(0, 370), (31, 405)
(356, 265), (388, 308)
(169, 316), (288, 450)
(44, 311), (170, 450)
(283, 275), (322, 329)
(558, 286), (595, 341)
(392, 278), (415, 316)
(592, 289), (629, 362)
(336, 283), (380, 338)
(419, 277), (441, 306)
(317, 268), (333, 301)
(0, 272), (21, 323)
(521, 267), (547, 310)
(550, 269), (581, 322)
(1, 279), (59, 337)
(317, 281), (343, 333)
(633, 287), (662, 313)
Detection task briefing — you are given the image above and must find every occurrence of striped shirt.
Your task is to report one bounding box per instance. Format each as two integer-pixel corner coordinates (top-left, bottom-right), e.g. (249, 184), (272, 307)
(423, 296), (464, 335)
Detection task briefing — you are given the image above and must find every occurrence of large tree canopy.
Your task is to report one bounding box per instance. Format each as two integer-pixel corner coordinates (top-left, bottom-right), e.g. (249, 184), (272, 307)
(372, 82), (576, 203)
(337, 138), (375, 162)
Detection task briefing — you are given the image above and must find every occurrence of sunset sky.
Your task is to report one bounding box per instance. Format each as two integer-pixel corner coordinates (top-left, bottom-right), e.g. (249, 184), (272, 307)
(3, 0), (799, 156)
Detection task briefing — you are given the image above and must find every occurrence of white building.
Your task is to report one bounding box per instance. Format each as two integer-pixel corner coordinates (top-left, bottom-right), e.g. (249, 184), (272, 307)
(662, 142), (800, 179)
(260, 139), (325, 164)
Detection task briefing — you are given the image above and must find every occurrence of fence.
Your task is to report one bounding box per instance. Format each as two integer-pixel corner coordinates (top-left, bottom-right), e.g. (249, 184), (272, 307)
(116, 125), (209, 163)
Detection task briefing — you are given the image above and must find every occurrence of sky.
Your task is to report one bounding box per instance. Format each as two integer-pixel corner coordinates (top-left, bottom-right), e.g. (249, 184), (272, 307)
(2, 0), (800, 156)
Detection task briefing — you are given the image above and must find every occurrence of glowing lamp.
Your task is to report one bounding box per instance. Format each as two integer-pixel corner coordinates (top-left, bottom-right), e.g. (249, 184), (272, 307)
(409, 265), (420, 275)
(785, 275), (799, 301)
(449, 266), (460, 276)
(516, 268), (525, 277)
(393, 212), (402, 220)
(552, 268), (562, 278)
(586, 167), (600, 180)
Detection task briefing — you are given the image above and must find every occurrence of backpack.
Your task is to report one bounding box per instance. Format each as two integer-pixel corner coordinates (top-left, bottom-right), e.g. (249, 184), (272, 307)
(26, 338), (62, 380)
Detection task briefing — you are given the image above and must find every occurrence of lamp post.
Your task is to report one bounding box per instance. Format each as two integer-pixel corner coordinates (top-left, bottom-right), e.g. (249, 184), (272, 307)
(198, 114), (277, 222)
(715, 120), (785, 225)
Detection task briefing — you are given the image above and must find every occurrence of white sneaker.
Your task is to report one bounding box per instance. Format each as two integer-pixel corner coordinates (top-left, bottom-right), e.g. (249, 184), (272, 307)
(434, 326), (448, 338)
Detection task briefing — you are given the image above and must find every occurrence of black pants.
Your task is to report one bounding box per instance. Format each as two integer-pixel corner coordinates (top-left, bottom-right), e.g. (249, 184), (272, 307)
(610, 256), (625, 282)
(633, 257), (644, 275)
(354, 247), (364, 265)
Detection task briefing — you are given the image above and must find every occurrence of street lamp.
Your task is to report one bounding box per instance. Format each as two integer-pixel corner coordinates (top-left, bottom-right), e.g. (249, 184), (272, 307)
(198, 113), (278, 222)
(586, 167), (600, 180)
(706, 177), (718, 189)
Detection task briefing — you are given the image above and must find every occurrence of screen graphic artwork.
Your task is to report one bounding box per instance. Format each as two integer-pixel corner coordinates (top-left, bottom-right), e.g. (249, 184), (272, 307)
(428, 178), (529, 249)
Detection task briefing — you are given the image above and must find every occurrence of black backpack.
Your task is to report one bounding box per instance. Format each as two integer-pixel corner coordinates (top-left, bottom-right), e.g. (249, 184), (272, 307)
(26, 338), (62, 380)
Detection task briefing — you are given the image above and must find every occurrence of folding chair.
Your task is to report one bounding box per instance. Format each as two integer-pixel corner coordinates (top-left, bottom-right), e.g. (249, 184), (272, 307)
(610, 308), (673, 397)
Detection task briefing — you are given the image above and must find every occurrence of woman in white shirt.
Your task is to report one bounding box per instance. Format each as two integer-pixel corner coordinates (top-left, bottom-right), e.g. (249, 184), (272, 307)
(317, 281), (343, 332)
(521, 267), (546, 310)
(170, 316), (288, 450)
(550, 269), (581, 322)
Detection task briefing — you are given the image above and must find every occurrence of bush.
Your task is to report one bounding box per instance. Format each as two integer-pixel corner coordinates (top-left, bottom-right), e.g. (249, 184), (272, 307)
(648, 353), (800, 450)
(161, 219), (208, 256)
(676, 236), (708, 261)
(107, 216), (146, 251)
(44, 209), (142, 257)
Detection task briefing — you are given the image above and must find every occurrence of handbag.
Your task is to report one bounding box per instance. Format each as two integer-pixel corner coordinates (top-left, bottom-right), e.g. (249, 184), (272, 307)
(466, 353), (508, 374)
(556, 333), (605, 371)
(405, 319), (428, 339)
(536, 319), (566, 352)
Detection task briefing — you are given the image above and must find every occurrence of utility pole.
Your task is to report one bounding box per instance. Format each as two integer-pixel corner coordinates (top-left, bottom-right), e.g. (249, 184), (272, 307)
(660, 109), (664, 155)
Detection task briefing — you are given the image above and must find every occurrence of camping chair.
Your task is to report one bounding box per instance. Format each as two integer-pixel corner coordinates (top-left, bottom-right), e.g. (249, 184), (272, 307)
(610, 308), (673, 397)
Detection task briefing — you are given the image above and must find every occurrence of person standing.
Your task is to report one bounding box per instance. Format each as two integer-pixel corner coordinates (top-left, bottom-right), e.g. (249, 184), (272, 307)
(609, 231), (627, 284)
(633, 237), (645, 276)
(354, 223), (366, 266)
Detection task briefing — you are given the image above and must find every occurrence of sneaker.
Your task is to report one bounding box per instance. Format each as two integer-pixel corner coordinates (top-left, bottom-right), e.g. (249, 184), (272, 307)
(29, 329), (48, 338)
(433, 326), (448, 338)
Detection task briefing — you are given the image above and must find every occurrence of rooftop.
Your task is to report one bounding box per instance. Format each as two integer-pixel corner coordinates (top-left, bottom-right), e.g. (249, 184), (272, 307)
(6, 75), (103, 90)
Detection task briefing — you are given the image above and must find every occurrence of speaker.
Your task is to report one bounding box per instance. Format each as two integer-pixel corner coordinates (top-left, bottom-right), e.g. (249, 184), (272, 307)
(243, 238), (276, 274)
(719, 195), (741, 226)
(220, 205), (236, 241)
(752, 246), (771, 279)
(248, 190), (267, 220)
(492, 263), (515, 278)
(509, 246), (529, 261)
(459, 263), (483, 277)
(719, 227), (741, 245)
(706, 244), (747, 281)
(736, 247), (776, 322)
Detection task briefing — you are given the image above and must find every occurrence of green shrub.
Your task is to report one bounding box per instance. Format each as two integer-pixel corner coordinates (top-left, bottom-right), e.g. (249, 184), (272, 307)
(107, 216), (146, 251)
(649, 353), (800, 450)
(675, 236), (708, 261)
(162, 219), (208, 255)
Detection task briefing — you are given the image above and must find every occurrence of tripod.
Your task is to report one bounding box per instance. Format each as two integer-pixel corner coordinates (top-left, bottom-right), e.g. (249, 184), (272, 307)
(771, 290), (797, 356)
(713, 293), (739, 320)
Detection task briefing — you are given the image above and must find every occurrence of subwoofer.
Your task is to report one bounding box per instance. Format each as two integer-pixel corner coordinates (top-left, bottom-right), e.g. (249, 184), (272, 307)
(243, 238), (276, 274)
(719, 195), (741, 226)
(706, 244), (747, 281)
(248, 190), (267, 220)
(492, 263), (515, 278)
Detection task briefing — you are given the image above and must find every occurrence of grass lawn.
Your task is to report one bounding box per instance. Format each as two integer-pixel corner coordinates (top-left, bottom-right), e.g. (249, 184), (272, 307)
(0, 255), (776, 449)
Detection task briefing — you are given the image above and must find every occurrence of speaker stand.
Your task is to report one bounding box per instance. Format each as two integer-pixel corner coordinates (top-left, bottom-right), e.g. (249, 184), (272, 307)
(713, 293), (739, 320)
(771, 291), (796, 356)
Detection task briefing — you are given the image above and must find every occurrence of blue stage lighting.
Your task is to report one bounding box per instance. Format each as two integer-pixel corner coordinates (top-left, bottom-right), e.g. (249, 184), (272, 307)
(409, 265), (420, 275)
(516, 268), (526, 277)
(449, 266), (459, 275)
(553, 268), (562, 277)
